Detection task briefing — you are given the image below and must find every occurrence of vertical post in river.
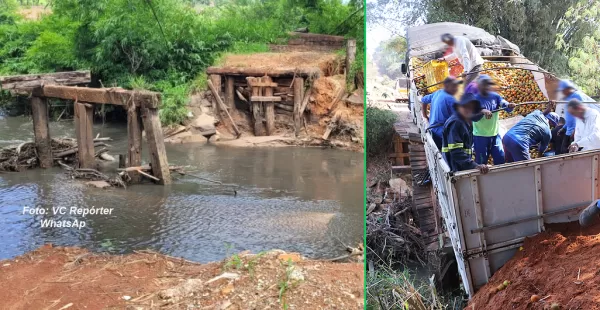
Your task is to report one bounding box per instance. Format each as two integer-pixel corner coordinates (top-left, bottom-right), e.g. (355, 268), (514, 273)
(74, 102), (95, 169)
(141, 107), (172, 185)
(127, 106), (143, 182)
(31, 96), (53, 168)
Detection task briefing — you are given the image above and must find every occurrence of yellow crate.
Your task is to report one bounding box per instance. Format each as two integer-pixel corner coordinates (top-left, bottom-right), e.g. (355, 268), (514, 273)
(423, 60), (449, 93)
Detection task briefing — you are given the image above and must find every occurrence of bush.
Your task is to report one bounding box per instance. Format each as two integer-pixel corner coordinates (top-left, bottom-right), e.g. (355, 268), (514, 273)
(366, 106), (397, 157)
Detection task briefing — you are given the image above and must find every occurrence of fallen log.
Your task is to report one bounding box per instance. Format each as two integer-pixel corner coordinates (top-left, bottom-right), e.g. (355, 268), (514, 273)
(118, 165), (184, 172)
(53, 142), (107, 158)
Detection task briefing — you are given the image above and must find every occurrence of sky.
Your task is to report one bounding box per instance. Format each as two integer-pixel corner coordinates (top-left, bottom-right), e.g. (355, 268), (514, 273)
(365, 0), (405, 59)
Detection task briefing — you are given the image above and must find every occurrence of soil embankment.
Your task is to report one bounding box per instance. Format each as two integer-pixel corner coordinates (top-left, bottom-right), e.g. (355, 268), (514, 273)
(0, 245), (363, 309)
(467, 222), (600, 310)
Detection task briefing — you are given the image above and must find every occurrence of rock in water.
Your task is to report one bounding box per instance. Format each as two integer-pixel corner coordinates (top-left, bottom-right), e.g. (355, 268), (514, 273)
(85, 181), (111, 189)
(99, 153), (115, 161)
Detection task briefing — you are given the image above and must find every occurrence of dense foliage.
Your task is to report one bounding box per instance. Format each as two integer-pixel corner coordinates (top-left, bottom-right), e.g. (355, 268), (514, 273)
(372, 37), (406, 78)
(366, 106), (397, 157)
(0, 0), (363, 124)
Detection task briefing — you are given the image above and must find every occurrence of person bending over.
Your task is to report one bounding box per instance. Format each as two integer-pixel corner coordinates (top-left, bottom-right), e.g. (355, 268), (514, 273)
(502, 103), (559, 163)
(438, 33), (484, 86)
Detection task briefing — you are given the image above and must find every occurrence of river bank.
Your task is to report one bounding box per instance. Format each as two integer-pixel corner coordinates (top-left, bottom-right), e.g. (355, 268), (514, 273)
(0, 244), (363, 309)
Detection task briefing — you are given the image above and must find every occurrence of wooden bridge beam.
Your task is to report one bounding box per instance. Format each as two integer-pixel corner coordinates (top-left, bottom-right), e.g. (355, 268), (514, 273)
(36, 85), (160, 109)
(31, 97), (53, 168)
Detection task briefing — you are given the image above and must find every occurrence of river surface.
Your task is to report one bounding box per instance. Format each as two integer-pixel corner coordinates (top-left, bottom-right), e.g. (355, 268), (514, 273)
(0, 116), (363, 262)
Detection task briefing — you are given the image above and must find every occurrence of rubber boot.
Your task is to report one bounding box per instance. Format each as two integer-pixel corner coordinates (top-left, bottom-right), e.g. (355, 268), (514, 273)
(579, 200), (600, 227)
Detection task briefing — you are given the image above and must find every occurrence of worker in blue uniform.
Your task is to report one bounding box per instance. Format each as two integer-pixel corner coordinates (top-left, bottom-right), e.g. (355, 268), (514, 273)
(502, 103), (559, 163)
(557, 80), (585, 154)
(421, 76), (462, 150)
(442, 93), (490, 174)
(473, 75), (516, 165)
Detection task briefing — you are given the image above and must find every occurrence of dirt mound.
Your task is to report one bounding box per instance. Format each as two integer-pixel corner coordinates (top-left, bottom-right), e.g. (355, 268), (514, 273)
(312, 75), (346, 116)
(216, 52), (342, 76)
(466, 222), (600, 310)
(0, 245), (363, 309)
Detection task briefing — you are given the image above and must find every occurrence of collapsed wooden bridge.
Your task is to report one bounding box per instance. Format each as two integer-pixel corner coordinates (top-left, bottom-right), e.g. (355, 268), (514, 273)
(0, 71), (171, 185)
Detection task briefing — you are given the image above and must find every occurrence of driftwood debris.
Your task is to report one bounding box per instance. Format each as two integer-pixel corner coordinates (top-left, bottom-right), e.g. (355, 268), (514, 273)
(207, 80), (241, 138)
(57, 161), (127, 188)
(322, 112), (342, 140)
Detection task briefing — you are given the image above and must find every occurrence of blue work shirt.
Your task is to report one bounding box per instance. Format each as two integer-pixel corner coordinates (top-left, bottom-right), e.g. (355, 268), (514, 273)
(473, 92), (513, 137)
(563, 91), (584, 135)
(421, 90), (456, 130)
(505, 110), (552, 153)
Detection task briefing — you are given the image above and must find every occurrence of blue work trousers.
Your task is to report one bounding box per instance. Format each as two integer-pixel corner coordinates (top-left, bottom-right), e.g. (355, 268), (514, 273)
(430, 127), (443, 151)
(474, 135), (505, 165)
(502, 134), (530, 163)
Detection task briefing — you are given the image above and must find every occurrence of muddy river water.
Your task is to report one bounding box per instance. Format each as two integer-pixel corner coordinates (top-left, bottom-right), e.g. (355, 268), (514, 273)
(0, 116), (363, 262)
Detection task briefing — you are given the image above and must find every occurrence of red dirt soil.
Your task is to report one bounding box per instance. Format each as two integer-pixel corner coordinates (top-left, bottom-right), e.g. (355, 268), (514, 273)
(0, 245), (363, 310)
(466, 222), (600, 310)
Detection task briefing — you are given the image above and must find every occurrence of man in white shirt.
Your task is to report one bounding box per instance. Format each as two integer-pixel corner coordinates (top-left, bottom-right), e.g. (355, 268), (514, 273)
(567, 99), (600, 152)
(438, 33), (485, 85)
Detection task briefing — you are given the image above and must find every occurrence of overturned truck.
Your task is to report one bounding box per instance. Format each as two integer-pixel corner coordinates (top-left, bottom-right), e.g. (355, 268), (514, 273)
(403, 22), (599, 297)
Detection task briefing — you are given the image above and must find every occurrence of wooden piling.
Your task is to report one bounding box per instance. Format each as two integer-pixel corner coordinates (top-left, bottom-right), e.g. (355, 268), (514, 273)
(127, 107), (143, 183)
(248, 77), (263, 136)
(346, 39), (357, 75)
(210, 74), (222, 117)
(264, 76), (275, 135)
(293, 77), (304, 137)
(31, 96), (52, 168)
(141, 108), (172, 185)
(225, 76), (235, 108)
(74, 102), (95, 169)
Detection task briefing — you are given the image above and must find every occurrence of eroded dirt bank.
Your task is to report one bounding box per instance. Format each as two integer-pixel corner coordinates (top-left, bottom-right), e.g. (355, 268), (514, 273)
(467, 222), (600, 310)
(0, 245), (363, 309)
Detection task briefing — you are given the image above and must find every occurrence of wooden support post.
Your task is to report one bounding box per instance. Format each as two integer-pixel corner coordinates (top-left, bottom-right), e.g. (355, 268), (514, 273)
(74, 102), (95, 169)
(127, 107), (143, 183)
(264, 76), (275, 135)
(141, 108), (171, 185)
(247, 77), (263, 136)
(293, 77), (304, 137)
(225, 76), (235, 108)
(210, 74), (222, 117)
(31, 96), (52, 168)
(346, 39), (357, 75)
